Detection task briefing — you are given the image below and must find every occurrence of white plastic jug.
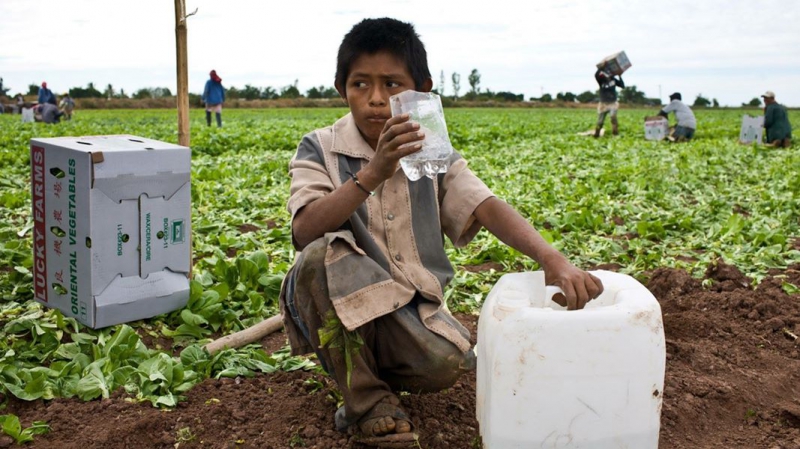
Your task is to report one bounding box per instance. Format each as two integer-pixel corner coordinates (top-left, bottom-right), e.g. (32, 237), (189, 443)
(476, 270), (665, 448)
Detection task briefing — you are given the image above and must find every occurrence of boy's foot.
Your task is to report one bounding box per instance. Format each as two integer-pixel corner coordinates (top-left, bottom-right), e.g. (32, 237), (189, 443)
(353, 396), (418, 448)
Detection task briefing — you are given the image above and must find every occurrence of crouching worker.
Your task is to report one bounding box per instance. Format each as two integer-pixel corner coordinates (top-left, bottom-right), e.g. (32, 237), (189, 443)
(658, 92), (696, 142)
(279, 17), (604, 448)
(762, 91), (792, 148)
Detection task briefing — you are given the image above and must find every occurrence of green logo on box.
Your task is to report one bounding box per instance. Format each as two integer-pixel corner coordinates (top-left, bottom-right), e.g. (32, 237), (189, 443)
(171, 220), (185, 244)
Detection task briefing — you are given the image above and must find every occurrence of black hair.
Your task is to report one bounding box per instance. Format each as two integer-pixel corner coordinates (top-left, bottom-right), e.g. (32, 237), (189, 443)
(335, 18), (431, 94)
(669, 92), (682, 101)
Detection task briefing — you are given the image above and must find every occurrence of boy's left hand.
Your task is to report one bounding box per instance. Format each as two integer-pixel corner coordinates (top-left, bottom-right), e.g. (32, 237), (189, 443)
(541, 254), (603, 310)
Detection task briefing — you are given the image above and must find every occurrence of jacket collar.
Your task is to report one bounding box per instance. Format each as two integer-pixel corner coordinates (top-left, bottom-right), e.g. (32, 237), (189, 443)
(331, 113), (375, 161)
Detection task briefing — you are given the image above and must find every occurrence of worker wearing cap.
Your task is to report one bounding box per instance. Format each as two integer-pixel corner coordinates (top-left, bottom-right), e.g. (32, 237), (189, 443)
(762, 91), (792, 148)
(658, 92), (696, 142)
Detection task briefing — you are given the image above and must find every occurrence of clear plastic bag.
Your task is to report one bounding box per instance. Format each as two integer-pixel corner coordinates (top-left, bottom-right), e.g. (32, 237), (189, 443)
(389, 91), (453, 181)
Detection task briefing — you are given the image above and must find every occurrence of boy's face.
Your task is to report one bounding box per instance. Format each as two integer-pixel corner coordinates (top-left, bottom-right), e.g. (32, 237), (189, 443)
(337, 50), (432, 149)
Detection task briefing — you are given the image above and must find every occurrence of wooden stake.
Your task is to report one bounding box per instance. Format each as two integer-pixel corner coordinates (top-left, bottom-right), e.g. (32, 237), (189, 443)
(203, 315), (284, 355)
(174, 0), (190, 147)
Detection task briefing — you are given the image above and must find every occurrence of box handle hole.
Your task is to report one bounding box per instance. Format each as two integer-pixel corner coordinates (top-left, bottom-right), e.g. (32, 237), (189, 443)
(49, 167), (65, 178)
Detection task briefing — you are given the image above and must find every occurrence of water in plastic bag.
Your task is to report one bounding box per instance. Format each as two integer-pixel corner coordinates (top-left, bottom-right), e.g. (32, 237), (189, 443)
(389, 91), (453, 181)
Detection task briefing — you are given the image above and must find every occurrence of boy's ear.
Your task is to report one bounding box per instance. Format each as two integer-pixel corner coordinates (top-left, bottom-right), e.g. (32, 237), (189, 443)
(421, 78), (433, 93)
(335, 84), (348, 105)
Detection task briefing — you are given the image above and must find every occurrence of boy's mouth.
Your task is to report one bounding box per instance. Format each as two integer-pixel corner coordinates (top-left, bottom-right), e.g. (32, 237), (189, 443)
(366, 115), (390, 123)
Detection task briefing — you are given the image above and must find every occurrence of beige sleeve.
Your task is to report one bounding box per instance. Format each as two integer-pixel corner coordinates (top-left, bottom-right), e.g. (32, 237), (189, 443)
(439, 156), (495, 247)
(286, 135), (335, 221)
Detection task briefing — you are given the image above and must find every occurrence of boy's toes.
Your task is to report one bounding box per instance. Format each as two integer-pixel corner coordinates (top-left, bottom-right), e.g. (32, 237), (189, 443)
(372, 417), (396, 435)
(395, 419), (412, 434)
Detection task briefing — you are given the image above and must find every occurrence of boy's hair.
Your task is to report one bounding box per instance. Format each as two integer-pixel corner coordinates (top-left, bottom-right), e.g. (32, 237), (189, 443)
(335, 18), (431, 94)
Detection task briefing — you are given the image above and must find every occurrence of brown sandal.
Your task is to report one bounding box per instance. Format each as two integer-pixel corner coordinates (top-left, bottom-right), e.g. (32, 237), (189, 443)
(352, 396), (418, 448)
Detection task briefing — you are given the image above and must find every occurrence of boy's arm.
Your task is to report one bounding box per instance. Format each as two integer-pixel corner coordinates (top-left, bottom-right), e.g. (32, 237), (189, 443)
(473, 197), (603, 310)
(293, 114), (424, 249)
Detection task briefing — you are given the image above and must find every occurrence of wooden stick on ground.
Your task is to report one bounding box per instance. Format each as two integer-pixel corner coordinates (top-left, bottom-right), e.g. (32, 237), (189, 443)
(203, 314), (283, 355)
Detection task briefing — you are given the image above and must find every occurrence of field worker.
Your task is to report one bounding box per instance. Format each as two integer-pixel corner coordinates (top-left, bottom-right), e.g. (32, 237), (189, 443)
(59, 93), (75, 120)
(658, 92), (697, 142)
(761, 91), (792, 148)
(202, 70), (225, 127)
(37, 82), (57, 106)
(279, 17), (604, 448)
(594, 68), (625, 137)
(37, 103), (63, 124)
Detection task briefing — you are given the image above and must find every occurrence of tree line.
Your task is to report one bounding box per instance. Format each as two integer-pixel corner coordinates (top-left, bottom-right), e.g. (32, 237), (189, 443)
(3, 72), (767, 107)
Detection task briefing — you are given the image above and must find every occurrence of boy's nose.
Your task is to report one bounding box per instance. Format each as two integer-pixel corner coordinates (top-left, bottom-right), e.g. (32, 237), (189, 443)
(368, 88), (387, 106)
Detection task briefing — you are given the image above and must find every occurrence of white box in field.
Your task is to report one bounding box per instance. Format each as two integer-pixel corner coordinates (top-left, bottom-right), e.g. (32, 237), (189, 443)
(30, 135), (191, 328)
(739, 115), (764, 144)
(644, 116), (669, 141)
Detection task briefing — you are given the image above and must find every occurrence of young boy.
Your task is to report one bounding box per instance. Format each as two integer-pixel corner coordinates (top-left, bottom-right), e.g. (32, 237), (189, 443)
(279, 18), (603, 447)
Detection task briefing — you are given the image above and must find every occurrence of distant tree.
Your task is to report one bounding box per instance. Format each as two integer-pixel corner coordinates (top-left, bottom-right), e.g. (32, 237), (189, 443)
(260, 86), (278, 100)
(439, 70), (446, 96)
(322, 86), (338, 99)
(0, 78), (8, 97)
(743, 97), (761, 107)
(242, 84), (261, 100)
(451, 72), (461, 101)
(693, 94), (711, 108)
(131, 87), (171, 99)
(532, 93), (553, 102)
(70, 83), (103, 98)
(305, 85), (337, 99)
(712, 98), (719, 108)
(132, 88), (151, 99)
(104, 84), (114, 100)
(619, 85), (648, 104)
(306, 86), (323, 99)
(152, 87), (171, 97)
(494, 91), (523, 102)
(468, 69), (481, 95)
(576, 90), (597, 103)
(556, 92), (577, 102)
(118, 88), (128, 99)
(27, 84), (39, 96)
(226, 86), (240, 100)
(280, 79), (302, 99)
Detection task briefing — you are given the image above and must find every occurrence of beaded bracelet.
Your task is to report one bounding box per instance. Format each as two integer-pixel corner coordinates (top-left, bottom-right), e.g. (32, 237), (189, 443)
(345, 171), (375, 196)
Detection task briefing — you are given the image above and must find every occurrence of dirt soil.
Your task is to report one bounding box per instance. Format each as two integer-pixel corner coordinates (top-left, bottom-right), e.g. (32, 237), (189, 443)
(3, 261), (800, 449)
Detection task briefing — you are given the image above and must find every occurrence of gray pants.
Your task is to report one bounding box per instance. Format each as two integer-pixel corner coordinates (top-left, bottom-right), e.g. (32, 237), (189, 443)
(284, 239), (475, 430)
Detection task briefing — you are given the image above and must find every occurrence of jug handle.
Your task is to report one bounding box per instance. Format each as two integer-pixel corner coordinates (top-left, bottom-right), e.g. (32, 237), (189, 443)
(545, 285), (566, 307)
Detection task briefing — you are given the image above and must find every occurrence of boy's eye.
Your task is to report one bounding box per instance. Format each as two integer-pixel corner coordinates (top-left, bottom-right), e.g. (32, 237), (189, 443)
(387, 81), (401, 88)
(352, 81), (367, 89)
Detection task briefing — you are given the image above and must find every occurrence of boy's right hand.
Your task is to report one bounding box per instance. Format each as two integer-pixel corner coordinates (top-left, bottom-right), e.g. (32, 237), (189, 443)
(361, 114), (425, 185)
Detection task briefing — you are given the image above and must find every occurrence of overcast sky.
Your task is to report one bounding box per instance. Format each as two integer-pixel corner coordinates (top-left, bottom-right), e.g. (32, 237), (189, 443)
(1, 0), (798, 107)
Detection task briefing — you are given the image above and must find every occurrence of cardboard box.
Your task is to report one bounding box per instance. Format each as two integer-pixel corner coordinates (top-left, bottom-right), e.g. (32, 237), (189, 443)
(597, 51), (632, 76)
(739, 115), (764, 144)
(30, 135), (191, 328)
(644, 116), (669, 141)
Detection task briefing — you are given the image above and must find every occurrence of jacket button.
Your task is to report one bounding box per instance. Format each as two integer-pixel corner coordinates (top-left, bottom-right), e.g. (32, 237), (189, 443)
(387, 213), (394, 220)
(394, 254), (401, 261)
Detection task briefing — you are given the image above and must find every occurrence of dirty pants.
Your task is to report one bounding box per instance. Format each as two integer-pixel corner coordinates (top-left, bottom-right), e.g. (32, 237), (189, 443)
(284, 238), (475, 430)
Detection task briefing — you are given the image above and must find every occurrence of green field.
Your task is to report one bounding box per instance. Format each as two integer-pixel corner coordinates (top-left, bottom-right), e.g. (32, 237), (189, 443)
(0, 108), (798, 409)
